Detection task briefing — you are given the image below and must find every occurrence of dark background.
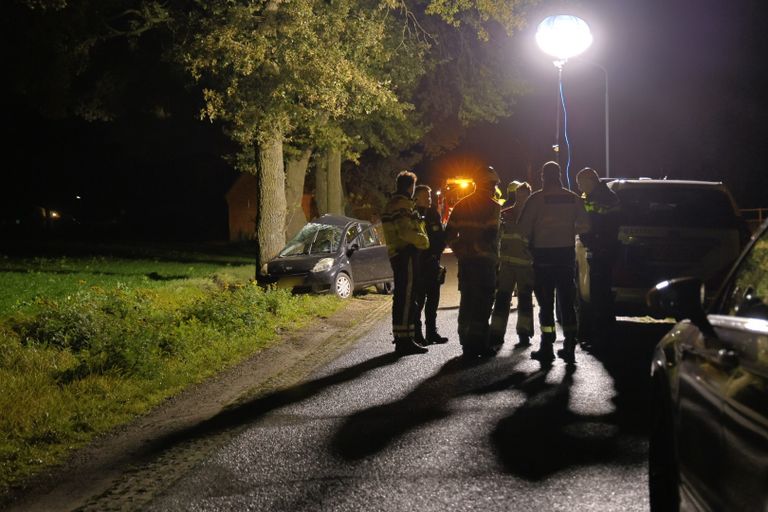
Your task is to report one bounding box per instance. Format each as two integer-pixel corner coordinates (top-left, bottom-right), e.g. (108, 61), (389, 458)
(422, 0), (768, 206)
(3, 0), (767, 242)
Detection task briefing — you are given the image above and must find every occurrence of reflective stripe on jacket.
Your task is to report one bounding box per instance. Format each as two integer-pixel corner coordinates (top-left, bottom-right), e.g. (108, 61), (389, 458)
(382, 193), (429, 258)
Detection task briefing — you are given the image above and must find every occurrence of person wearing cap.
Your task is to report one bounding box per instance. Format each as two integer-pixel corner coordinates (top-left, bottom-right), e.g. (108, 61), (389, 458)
(445, 166), (502, 358)
(413, 184), (449, 345)
(382, 171), (431, 356)
(575, 167), (620, 347)
(518, 162), (590, 364)
(488, 180), (534, 351)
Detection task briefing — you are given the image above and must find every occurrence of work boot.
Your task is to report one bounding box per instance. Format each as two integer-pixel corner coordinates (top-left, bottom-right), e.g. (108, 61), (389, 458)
(414, 329), (428, 346)
(557, 337), (577, 365)
(394, 337), (428, 355)
(531, 334), (555, 363)
(426, 330), (449, 344)
(515, 334), (531, 347)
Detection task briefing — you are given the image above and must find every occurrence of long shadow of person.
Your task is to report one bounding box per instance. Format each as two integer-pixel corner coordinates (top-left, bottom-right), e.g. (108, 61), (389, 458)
(331, 352), (534, 461)
(580, 319), (673, 436)
(490, 366), (643, 480)
(143, 351), (403, 456)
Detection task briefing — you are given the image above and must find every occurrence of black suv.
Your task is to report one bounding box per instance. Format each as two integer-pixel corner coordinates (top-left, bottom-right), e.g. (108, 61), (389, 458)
(576, 179), (748, 318)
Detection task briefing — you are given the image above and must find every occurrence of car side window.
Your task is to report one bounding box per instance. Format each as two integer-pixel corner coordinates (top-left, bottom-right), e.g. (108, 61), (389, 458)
(721, 230), (768, 319)
(345, 224), (361, 244)
(358, 227), (380, 248)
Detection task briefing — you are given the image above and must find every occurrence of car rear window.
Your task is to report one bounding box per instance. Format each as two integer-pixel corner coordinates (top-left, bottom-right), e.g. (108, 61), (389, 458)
(614, 186), (737, 228)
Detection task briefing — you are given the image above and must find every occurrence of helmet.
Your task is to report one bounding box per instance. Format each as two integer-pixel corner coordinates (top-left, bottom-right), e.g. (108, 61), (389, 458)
(479, 166), (500, 186)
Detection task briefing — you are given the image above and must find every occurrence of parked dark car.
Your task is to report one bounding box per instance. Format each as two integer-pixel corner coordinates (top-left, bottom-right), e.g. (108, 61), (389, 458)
(257, 214), (394, 299)
(576, 179), (747, 318)
(646, 220), (768, 511)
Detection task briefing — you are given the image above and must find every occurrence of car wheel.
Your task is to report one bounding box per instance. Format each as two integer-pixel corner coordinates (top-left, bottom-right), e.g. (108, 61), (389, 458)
(376, 281), (394, 295)
(648, 375), (680, 512)
(332, 272), (354, 299)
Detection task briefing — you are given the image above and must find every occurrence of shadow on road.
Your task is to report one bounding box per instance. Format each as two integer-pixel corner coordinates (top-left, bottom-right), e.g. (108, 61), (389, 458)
(331, 356), (470, 460)
(491, 319), (673, 480)
(143, 351), (403, 456)
(332, 319), (674, 483)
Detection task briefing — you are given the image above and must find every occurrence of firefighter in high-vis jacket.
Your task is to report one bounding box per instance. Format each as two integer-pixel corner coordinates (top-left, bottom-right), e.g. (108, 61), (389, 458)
(488, 181), (534, 351)
(445, 166), (502, 358)
(518, 162), (590, 364)
(382, 171), (431, 355)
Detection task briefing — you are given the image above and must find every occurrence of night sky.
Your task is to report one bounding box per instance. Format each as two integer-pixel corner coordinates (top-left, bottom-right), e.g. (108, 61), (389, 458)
(3, 0), (767, 242)
(424, 0), (768, 208)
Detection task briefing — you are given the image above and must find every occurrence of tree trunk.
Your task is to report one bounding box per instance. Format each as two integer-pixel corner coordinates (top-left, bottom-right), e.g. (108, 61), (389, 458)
(326, 147), (344, 215)
(314, 148), (344, 217)
(255, 130), (287, 272)
(285, 148), (312, 239)
(315, 154), (329, 216)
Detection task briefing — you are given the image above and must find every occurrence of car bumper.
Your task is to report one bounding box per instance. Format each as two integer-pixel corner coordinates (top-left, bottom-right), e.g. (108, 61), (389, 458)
(257, 271), (333, 294)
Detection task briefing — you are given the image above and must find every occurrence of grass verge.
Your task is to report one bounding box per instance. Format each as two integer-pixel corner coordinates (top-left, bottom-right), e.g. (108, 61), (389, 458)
(0, 249), (342, 494)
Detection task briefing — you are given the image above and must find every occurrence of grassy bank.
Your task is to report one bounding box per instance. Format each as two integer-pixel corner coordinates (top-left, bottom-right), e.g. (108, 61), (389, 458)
(0, 245), (342, 494)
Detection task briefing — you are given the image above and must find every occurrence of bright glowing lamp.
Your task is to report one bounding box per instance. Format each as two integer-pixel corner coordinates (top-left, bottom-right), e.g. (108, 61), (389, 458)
(535, 15), (593, 61)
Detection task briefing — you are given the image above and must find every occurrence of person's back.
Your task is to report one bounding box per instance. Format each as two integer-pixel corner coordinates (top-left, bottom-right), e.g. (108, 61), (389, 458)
(445, 188), (500, 261)
(518, 185), (589, 251)
(519, 162), (588, 365)
(445, 166), (502, 358)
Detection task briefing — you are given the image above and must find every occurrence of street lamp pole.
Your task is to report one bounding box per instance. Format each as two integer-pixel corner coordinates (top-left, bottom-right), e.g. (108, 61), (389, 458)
(581, 61), (610, 178)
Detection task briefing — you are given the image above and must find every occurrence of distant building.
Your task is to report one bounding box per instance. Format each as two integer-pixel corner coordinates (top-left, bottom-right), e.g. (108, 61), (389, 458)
(225, 174), (317, 241)
(225, 174), (258, 241)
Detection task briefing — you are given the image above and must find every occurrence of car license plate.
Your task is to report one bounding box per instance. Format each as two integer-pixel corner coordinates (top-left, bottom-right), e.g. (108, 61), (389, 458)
(277, 276), (304, 288)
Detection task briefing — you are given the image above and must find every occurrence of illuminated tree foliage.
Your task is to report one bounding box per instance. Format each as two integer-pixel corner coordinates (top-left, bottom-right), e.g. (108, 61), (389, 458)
(6, 0), (537, 266)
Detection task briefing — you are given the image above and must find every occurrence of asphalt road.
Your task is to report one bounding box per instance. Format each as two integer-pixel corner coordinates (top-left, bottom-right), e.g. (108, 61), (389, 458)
(124, 255), (672, 511)
(17, 253), (674, 512)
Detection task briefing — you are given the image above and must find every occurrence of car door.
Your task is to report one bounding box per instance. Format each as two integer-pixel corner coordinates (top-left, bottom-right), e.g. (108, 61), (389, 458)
(675, 316), (730, 510)
(348, 224), (390, 285)
(359, 225), (392, 282)
(707, 226), (768, 511)
(344, 223), (372, 284)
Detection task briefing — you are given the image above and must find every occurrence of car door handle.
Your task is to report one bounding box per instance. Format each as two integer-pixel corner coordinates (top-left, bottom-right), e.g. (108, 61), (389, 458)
(717, 349), (739, 368)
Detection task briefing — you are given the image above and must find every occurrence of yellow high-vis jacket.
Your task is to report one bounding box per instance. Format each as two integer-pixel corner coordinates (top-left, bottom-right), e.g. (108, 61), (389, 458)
(382, 193), (429, 258)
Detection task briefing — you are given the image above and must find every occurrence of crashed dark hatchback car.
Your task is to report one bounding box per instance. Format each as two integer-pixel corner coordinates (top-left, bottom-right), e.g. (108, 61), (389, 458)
(257, 214), (393, 299)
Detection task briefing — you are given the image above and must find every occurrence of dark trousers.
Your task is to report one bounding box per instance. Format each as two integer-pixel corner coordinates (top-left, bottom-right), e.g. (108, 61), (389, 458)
(533, 247), (577, 344)
(390, 247), (418, 340)
(588, 253), (616, 326)
(457, 257), (497, 350)
(414, 256), (441, 335)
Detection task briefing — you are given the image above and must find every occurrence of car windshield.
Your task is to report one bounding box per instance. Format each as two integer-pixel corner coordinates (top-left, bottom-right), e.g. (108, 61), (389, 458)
(278, 223), (343, 256)
(614, 186), (737, 228)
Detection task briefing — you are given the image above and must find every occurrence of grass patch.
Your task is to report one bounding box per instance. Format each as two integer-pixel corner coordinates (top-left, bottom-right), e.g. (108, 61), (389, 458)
(0, 246), (342, 494)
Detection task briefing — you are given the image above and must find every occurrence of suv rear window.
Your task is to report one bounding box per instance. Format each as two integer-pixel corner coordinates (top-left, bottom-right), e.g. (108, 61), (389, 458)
(613, 186), (737, 228)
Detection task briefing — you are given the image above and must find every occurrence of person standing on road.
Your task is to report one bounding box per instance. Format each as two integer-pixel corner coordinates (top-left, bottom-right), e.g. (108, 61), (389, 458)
(382, 171), (431, 356)
(445, 166), (502, 358)
(518, 162), (590, 364)
(575, 167), (620, 347)
(413, 184), (449, 345)
(488, 181), (534, 351)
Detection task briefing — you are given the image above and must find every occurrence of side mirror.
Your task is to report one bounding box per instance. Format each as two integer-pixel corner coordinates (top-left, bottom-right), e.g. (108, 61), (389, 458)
(647, 277), (713, 333)
(346, 243), (359, 257)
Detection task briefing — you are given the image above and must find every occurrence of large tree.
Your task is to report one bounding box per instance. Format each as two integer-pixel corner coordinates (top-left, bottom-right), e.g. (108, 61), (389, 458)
(183, 0), (422, 268)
